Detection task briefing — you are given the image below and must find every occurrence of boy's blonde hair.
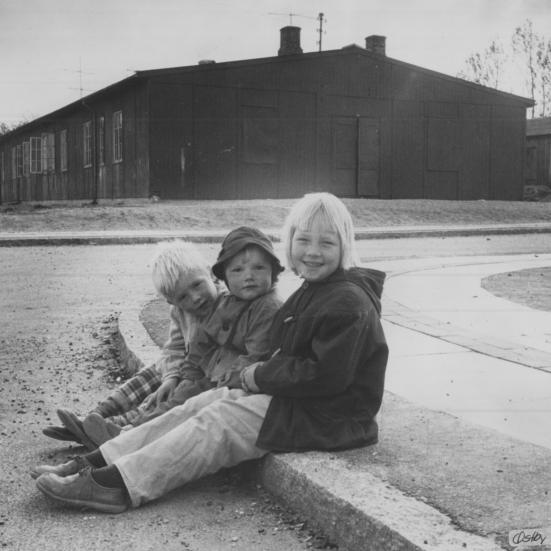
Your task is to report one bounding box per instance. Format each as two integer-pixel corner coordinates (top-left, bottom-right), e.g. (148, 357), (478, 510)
(151, 240), (212, 298)
(282, 192), (359, 272)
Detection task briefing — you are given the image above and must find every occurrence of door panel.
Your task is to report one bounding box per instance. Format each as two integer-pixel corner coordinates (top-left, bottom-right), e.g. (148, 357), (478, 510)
(332, 117), (380, 197)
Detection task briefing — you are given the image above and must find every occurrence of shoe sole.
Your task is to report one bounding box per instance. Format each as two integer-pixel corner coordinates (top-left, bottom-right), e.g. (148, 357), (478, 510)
(42, 426), (83, 443)
(36, 477), (127, 514)
(56, 410), (98, 451)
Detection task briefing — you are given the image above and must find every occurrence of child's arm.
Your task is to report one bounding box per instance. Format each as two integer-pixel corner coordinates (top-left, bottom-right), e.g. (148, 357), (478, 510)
(253, 302), (385, 398)
(232, 295), (282, 370)
(155, 306), (191, 382)
(215, 294), (282, 385)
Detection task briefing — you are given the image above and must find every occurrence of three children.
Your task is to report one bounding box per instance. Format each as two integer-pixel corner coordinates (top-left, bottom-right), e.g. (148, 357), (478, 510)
(33, 192), (388, 514)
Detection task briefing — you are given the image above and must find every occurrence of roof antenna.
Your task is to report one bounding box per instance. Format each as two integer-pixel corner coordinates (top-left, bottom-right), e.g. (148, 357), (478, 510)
(316, 12), (326, 52)
(268, 12), (300, 25)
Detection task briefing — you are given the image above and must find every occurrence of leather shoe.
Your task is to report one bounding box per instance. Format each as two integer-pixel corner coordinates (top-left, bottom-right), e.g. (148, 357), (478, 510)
(83, 413), (122, 446)
(57, 409), (97, 451)
(31, 456), (91, 480)
(36, 467), (128, 514)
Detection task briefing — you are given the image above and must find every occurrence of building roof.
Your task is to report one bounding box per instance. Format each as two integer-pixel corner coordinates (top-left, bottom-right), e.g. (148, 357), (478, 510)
(527, 117), (551, 136)
(1, 40), (534, 141)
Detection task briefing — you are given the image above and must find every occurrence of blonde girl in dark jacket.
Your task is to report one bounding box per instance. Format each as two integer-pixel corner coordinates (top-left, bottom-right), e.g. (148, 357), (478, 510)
(32, 192), (388, 513)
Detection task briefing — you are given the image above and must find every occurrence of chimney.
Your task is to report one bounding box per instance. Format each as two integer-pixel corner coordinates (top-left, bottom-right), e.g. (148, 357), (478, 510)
(278, 26), (303, 56)
(365, 35), (386, 56)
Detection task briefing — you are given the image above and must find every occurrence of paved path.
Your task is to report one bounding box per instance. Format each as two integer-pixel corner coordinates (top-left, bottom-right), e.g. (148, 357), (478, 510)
(375, 254), (551, 450)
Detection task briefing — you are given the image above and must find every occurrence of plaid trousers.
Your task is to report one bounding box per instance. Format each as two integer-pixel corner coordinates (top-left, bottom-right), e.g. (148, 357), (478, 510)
(95, 366), (162, 426)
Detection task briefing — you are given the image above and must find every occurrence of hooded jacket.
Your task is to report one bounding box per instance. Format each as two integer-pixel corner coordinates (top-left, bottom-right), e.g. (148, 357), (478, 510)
(254, 267), (388, 452)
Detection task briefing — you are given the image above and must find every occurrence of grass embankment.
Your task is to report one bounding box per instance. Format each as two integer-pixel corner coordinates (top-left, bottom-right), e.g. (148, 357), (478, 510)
(0, 198), (549, 233)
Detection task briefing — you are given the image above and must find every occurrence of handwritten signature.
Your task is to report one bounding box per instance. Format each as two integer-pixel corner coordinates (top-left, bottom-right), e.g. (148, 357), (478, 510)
(509, 528), (548, 547)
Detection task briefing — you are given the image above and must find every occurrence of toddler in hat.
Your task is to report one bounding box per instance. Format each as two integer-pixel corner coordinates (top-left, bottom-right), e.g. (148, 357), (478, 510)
(83, 226), (284, 442)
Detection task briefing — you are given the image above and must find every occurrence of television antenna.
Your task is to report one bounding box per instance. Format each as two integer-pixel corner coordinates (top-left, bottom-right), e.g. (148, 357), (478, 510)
(268, 11), (316, 26)
(64, 57), (95, 97)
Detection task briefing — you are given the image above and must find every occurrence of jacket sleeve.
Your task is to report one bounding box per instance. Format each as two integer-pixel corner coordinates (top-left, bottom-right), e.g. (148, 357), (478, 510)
(254, 303), (378, 398)
(171, 325), (213, 382)
(155, 306), (203, 382)
(227, 295), (283, 373)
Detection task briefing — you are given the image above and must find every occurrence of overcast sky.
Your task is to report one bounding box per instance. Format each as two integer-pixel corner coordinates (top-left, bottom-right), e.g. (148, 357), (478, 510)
(1, 0), (550, 124)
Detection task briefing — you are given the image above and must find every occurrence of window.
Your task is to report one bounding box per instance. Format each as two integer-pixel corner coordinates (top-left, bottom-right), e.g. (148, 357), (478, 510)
(83, 121), (92, 167)
(23, 142), (30, 176)
(43, 133), (55, 172)
(30, 137), (42, 173)
(60, 129), (67, 172)
(98, 116), (105, 165)
(11, 147), (16, 179)
(16, 144), (23, 177)
(0, 152), (4, 185)
(39, 132), (55, 173)
(112, 110), (122, 162)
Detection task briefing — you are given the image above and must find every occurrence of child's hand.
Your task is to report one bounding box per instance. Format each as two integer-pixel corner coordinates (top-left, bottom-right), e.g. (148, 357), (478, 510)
(142, 378), (179, 409)
(220, 371), (242, 389)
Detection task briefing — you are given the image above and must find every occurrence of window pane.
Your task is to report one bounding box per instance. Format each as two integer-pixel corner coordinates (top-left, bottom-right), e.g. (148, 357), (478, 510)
(30, 137), (42, 173)
(113, 110), (122, 162)
(23, 142), (30, 176)
(60, 129), (67, 172)
(98, 117), (105, 165)
(83, 121), (92, 167)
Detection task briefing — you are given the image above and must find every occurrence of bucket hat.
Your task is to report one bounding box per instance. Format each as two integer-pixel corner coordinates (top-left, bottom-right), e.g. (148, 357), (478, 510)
(212, 226), (284, 281)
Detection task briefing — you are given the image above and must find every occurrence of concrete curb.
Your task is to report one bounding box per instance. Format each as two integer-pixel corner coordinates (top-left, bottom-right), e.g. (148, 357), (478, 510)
(259, 453), (502, 551)
(115, 301), (160, 375)
(114, 303), (506, 550)
(2, 222), (551, 246)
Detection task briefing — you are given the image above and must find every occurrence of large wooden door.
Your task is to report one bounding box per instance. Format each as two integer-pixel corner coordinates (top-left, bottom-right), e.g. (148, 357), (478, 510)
(332, 117), (380, 197)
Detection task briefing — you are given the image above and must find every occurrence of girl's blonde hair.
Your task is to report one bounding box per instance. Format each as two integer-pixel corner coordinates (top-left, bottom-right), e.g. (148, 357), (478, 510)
(282, 192), (359, 272)
(151, 240), (212, 298)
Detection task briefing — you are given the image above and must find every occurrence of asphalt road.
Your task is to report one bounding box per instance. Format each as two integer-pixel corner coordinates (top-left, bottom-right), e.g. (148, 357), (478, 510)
(1, 233), (550, 551)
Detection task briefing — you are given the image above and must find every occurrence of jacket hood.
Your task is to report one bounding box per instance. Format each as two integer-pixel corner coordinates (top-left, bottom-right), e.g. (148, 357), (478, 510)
(346, 267), (386, 315)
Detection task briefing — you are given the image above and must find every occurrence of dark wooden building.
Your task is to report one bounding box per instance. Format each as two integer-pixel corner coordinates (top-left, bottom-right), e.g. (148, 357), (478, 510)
(0, 27), (533, 203)
(525, 117), (551, 194)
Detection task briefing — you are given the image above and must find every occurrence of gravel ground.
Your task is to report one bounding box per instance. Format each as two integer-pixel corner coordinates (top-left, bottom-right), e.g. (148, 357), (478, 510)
(0, 245), (332, 551)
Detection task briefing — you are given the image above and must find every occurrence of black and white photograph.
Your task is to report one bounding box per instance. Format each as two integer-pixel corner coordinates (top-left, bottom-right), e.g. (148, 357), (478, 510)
(1, 1), (551, 550)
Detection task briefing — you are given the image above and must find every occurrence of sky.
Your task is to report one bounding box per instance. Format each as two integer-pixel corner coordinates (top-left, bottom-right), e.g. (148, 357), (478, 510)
(1, 0), (551, 125)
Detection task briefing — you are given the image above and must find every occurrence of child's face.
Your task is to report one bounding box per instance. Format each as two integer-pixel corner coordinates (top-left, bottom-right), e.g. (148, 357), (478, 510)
(165, 268), (217, 319)
(224, 246), (273, 301)
(291, 220), (341, 282)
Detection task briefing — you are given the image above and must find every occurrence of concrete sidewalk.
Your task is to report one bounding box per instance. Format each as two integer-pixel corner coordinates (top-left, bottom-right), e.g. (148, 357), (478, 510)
(1, 221), (551, 246)
(115, 251), (551, 551)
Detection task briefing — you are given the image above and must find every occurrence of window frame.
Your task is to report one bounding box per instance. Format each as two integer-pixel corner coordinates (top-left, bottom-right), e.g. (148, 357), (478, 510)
(98, 116), (105, 165)
(30, 137), (42, 174)
(16, 144), (23, 177)
(41, 132), (55, 173)
(59, 129), (68, 172)
(11, 147), (16, 179)
(83, 120), (92, 168)
(23, 141), (30, 176)
(112, 110), (123, 163)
